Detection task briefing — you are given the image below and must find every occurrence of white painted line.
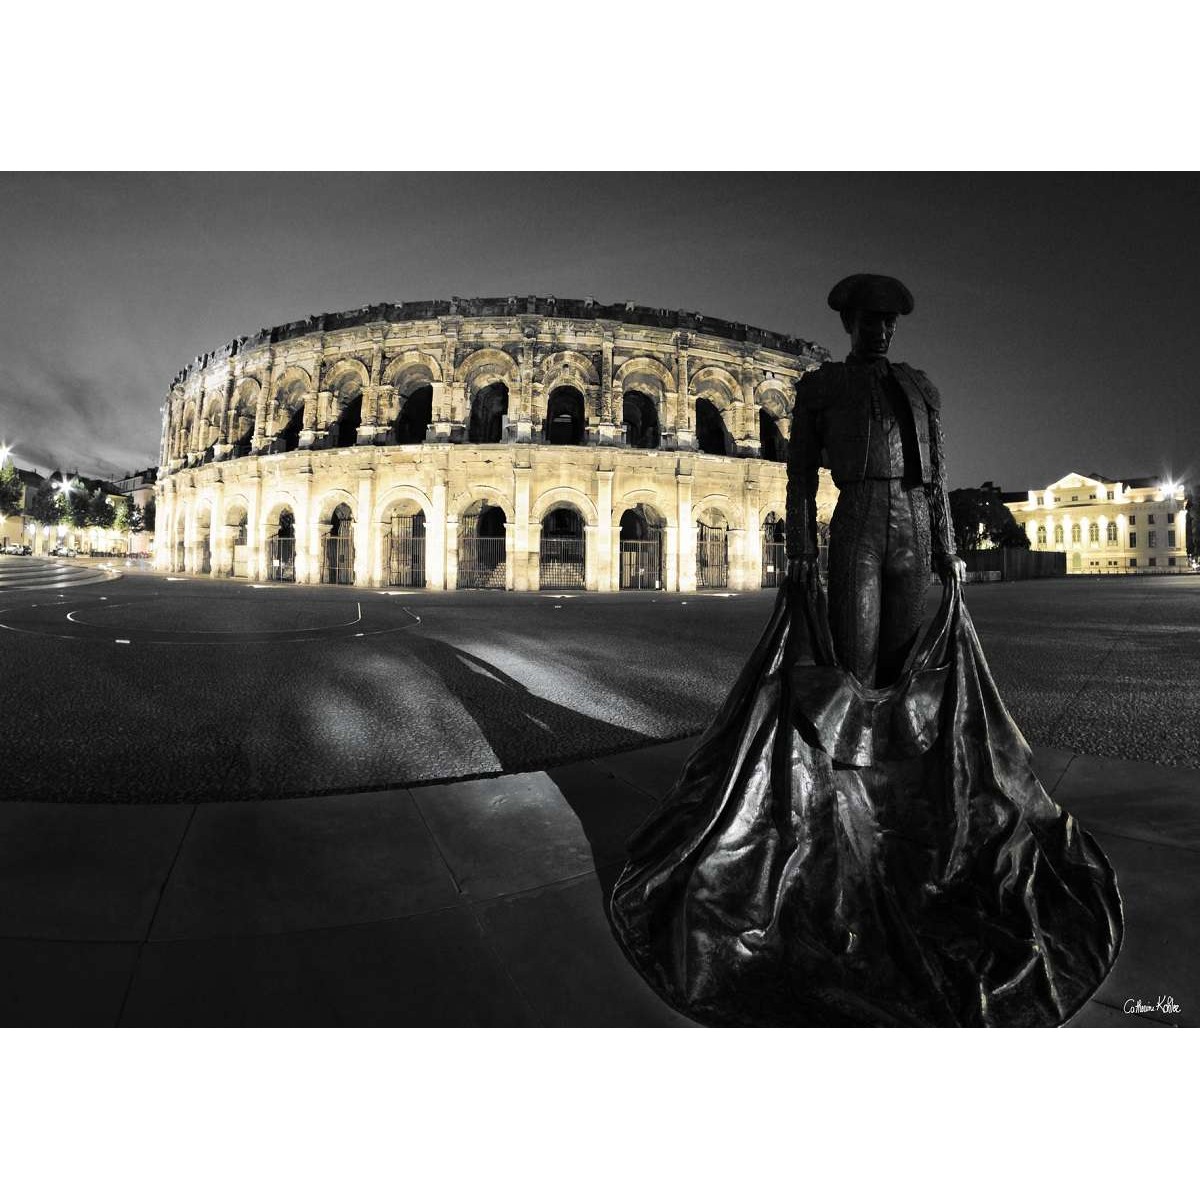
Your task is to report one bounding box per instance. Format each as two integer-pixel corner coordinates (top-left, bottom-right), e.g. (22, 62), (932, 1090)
(115, 638), (130, 644)
(355, 632), (364, 637)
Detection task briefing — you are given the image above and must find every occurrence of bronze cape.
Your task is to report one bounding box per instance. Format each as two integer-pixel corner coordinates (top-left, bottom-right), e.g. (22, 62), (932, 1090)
(609, 576), (1124, 1027)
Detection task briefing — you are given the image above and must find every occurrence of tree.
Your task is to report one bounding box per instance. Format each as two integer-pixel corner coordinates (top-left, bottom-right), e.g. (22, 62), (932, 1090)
(116, 495), (143, 534)
(86, 487), (116, 529)
(29, 480), (63, 527)
(0, 460), (22, 517)
(142, 495), (156, 533)
(948, 487), (1031, 553)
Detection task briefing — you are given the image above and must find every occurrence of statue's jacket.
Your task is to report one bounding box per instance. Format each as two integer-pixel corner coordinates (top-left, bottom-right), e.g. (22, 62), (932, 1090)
(786, 359), (956, 559)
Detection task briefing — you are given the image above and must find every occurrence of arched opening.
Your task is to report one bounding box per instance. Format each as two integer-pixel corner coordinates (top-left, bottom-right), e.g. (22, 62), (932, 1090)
(623, 391), (660, 449)
(174, 513), (186, 573)
(619, 504), (665, 589)
(540, 505), (586, 589)
(230, 414), (255, 458)
(761, 512), (786, 587)
(696, 508), (729, 589)
(276, 406), (305, 453)
(545, 386), (586, 445)
(268, 509), (296, 581)
(322, 502), (355, 584)
(227, 503), (250, 578)
(394, 385), (432, 444)
(383, 500), (427, 588)
(695, 398), (729, 456)
(759, 410), (787, 462)
(329, 394), (363, 448)
(458, 501), (507, 588)
(468, 383), (508, 443)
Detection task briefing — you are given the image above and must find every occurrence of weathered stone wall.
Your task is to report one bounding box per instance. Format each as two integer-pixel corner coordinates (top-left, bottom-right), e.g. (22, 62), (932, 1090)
(157, 298), (837, 590)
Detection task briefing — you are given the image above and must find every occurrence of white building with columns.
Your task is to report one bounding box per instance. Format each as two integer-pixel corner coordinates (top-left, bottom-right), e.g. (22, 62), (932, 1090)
(155, 296), (838, 591)
(1005, 471), (1189, 574)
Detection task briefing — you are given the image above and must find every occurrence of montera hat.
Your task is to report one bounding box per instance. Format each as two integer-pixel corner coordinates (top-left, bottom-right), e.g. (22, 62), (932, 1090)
(827, 274), (914, 316)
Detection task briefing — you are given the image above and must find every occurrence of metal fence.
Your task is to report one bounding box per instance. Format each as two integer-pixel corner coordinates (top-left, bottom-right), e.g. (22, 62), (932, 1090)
(458, 536), (506, 588)
(322, 535), (355, 585)
(267, 536), (296, 582)
(619, 538), (662, 589)
(761, 540), (786, 587)
(540, 536), (586, 589)
(696, 529), (728, 589)
(384, 532), (426, 587)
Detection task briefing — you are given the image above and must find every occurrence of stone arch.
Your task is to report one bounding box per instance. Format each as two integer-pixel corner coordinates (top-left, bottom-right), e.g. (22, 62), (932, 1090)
(615, 489), (676, 530)
(373, 485), (433, 527)
(452, 487), (516, 526)
(544, 385), (587, 444)
(269, 366), (312, 447)
(176, 400), (198, 458)
(538, 350), (599, 395)
(228, 378), (260, 451)
(695, 396), (732, 456)
(754, 379), (792, 421)
(689, 364), (741, 407)
(692, 495), (739, 528)
(224, 493), (252, 578)
(315, 488), (357, 527)
(322, 359), (368, 447)
(383, 349), (442, 389)
(531, 486), (599, 527)
(538, 498), (588, 590)
(613, 355), (676, 396)
(459, 347), (519, 393)
(758, 407), (787, 462)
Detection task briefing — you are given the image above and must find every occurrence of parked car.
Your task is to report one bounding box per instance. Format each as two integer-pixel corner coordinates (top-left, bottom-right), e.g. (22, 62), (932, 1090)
(48, 545), (79, 557)
(3, 543), (33, 555)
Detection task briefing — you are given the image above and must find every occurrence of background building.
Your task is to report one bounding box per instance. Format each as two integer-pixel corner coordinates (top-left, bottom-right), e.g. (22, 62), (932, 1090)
(156, 296), (839, 591)
(1005, 472), (1190, 574)
(0, 464), (46, 550)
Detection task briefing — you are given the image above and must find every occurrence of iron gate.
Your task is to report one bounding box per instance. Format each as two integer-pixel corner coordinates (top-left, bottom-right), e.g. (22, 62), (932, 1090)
(696, 528), (728, 589)
(267, 536), (296, 582)
(174, 539), (185, 572)
(322, 535), (355, 585)
(620, 538), (662, 590)
(540, 537), (586, 589)
(384, 532), (426, 587)
(761, 539), (786, 587)
(458, 536), (506, 588)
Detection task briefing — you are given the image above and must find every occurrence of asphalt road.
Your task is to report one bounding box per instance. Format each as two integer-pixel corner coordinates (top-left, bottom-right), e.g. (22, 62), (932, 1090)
(1, 563), (1197, 802)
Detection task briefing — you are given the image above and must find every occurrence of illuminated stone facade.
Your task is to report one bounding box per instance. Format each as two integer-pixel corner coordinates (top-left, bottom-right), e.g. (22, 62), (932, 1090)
(156, 297), (837, 591)
(1005, 472), (1189, 574)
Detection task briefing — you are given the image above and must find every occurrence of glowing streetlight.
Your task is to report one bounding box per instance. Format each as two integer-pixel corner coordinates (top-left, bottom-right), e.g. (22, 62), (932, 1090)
(0, 442), (9, 467)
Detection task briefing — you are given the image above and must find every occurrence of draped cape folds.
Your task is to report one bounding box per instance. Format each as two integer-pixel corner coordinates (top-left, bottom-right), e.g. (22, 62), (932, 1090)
(610, 577), (1123, 1027)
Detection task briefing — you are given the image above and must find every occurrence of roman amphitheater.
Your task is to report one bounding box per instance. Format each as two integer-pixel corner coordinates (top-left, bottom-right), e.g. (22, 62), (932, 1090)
(155, 296), (837, 592)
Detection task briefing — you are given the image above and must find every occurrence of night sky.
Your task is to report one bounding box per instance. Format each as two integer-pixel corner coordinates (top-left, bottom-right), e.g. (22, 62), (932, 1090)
(2, 172), (1197, 492)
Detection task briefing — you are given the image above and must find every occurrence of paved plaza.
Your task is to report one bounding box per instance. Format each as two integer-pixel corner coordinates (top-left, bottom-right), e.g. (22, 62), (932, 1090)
(0, 559), (1196, 1026)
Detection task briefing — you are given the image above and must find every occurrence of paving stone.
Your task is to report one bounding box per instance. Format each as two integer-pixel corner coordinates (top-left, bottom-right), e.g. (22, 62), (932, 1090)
(544, 760), (661, 867)
(0, 804), (192, 941)
(410, 772), (598, 900)
(592, 737), (700, 803)
(149, 790), (459, 941)
(1088, 832), (1196, 1027)
(121, 908), (537, 1027)
(1050, 754), (1200, 851)
(1030, 744), (1077, 795)
(474, 873), (694, 1027)
(0, 939), (139, 1026)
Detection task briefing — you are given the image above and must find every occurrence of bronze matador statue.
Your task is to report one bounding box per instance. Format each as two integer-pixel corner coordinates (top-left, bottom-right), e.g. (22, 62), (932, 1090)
(610, 273), (1124, 1027)
(787, 274), (961, 687)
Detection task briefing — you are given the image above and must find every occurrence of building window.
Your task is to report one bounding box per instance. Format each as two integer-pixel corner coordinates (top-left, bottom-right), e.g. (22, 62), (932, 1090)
(1148, 558), (1157, 567)
(1148, 532), (1157, 548)
(1055, 526), (1063, 545)
(1169, 557), (1176, 566)
(1107, 490), (1114, 500)
(1036, 496), (1044, 506)
(1168, 530), (1176, 547)
(1088, 521), (1099, 546)
(1129, 558), (1136, 568)
(1037, 526), (1047, 546)
(1148, 513), (1156, 524)
(1071, 494), (1079, 501)
(1107, 521), (1117, 543)
(1129, 532), (1137, 548)
(1071, 523), (1081, 544)
(1129, 514), (1136, 525)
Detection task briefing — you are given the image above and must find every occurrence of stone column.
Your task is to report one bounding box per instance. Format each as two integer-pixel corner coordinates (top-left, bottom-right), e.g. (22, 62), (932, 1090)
(362, 384), (393, 444)
(676, 459), (695, 592)
(428, 475), (447, 590)
(356, 469), (375, 585)
(594, 462), (614, 590)
(444, 515), (459, 591)
(595, 328), (619, 445)
(743, 479), (762, 590)
(670, 335), (696, 450)
(513, 453), (532, 590)
(299, 391), (324, 449)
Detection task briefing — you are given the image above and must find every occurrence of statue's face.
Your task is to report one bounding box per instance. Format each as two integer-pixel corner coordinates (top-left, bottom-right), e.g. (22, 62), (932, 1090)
(847, 309), (898, 359)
